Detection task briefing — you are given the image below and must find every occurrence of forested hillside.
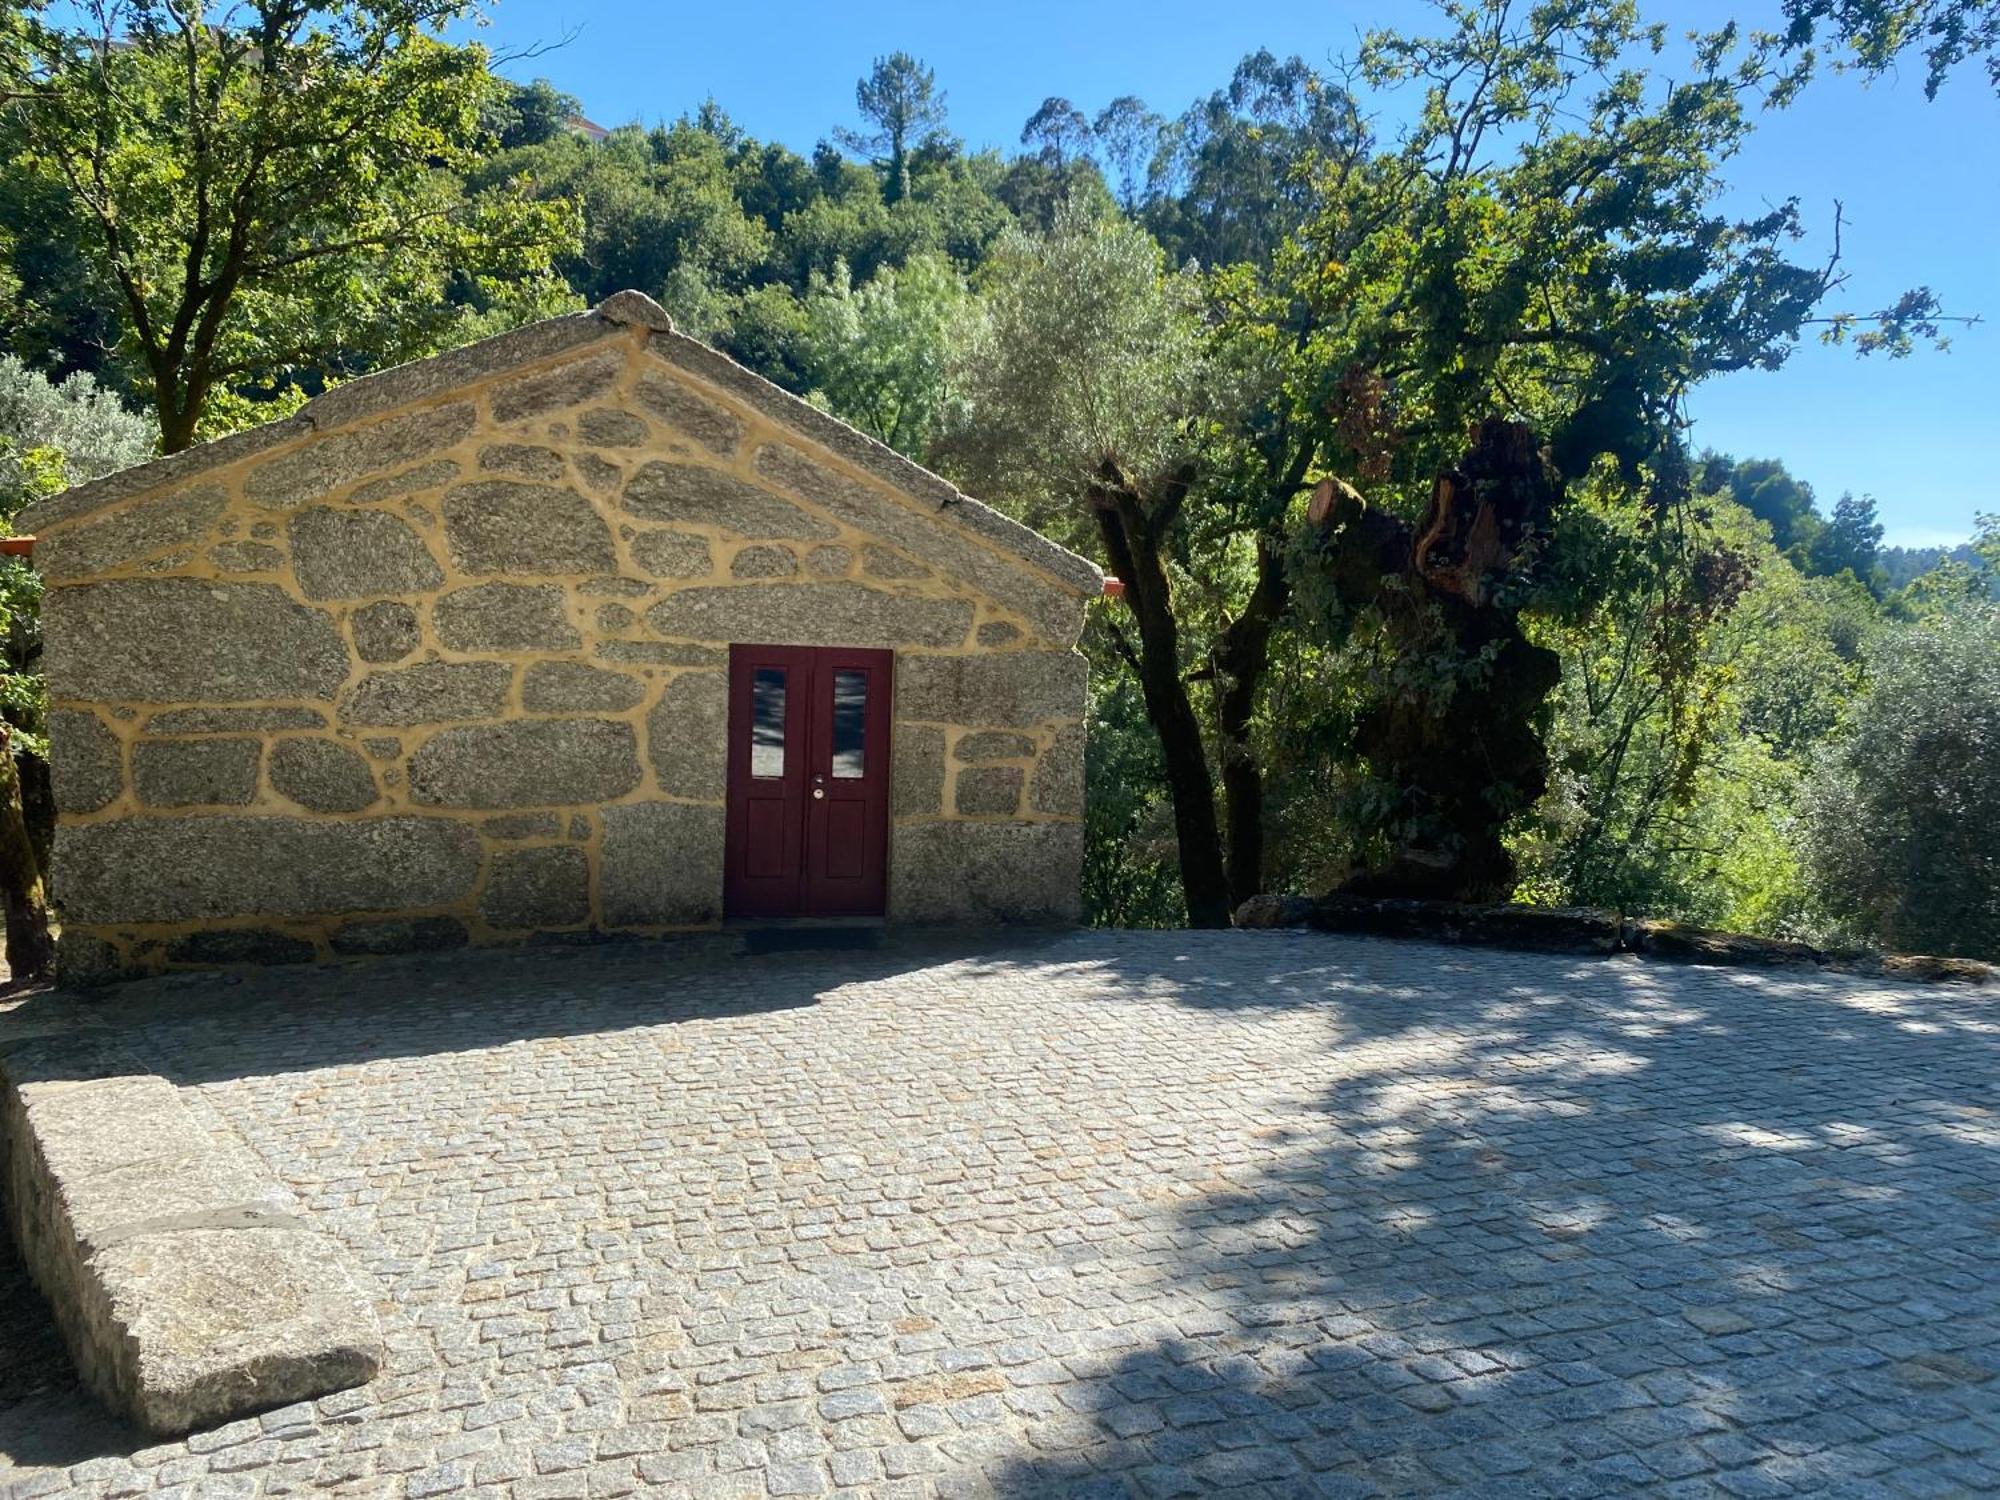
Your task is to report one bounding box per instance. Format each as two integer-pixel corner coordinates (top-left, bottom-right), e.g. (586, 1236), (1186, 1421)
(0, 0), (1994, 968)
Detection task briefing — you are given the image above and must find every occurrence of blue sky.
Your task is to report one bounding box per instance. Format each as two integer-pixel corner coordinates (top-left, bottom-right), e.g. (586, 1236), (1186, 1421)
(465, 0), (1996, 548)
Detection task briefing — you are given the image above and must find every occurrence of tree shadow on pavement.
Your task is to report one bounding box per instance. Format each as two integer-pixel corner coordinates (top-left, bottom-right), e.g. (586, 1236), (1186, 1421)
(963, 936), (2000, 1498)
(3, 930), (1995, 1493)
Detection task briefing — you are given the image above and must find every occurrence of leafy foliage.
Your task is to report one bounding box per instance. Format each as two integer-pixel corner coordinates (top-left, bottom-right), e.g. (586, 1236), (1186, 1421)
(0, 356), (151, 757)
(0, 7), (1983, 952)
(794, 253), (978, 459)
(0, 357), (149, 760)
(1698, 454), (1825, 561)
(943, 208), (1217, 527)
(0, 353), (143, 975)
(1776, 0), (2000, 96)
(1, 0), (579, 449)
(835, 52), (949, 205)
(1809, 492), (1887, 584)
(1191, 0), (1912, 906)
(0, 355), (155, 520)
(1801, 602), (2000, 957)
(486, 77), (583, 149)
(1091, 96), (1166, 212)
(1518, 483), (1869, 931)
(1079, 660), (1186, 928)
(1145, 50), (1360, 270)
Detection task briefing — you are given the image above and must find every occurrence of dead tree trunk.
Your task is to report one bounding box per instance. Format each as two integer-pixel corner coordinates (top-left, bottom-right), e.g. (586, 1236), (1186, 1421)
(1304, 419), (1564, 902)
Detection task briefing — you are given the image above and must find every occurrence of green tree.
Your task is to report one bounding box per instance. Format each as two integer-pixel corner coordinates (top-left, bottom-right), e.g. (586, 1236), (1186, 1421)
(1021, 97), (1092, 166)
(471, 110), (779, 336)
(1809, 492), (1886, 584)
(1801, 602), (2000, 957)
(1238, 0), (1948, 905)
(1519, 484), (1869, 932)
(1, 0), (578, 451)
(1078, 669), (1187, 927)
(1697, 453), (1824, 560)
(760, 151), (892, 290)
(943, 4), (1951, 924)
(994, 151), (1114, 236)
(1091, 96), (1166, 213)
(1978, 511), (2000, 574)
(753, 140), (1010, 300)
(999, 97), (1117, 228)
(795, 252), (979, 458)
(1890, 511), (2000, 612)
(835, 52), (947, 205)
(1145, 50), (1362, 269)
(0, 140), (122, 383)
(943, 207), (1250, 926)
(0, 355), (153, 506)
(486, 77), (582, 149)
(1777, 0), (2000, 96)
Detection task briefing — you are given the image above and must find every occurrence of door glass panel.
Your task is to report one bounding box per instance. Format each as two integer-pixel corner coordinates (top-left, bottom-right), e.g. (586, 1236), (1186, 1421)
(831, 669), (867, 778)
(751, 668), (786, 778)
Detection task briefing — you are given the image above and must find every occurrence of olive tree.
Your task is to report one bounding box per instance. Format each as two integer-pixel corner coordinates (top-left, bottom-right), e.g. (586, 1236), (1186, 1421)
(1801, 603), (2000, 957)
(943, 207), (1252, 927)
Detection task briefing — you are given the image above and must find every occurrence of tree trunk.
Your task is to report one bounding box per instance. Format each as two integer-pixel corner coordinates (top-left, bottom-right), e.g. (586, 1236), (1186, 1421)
(1303, 421), (1565, 903)
(889, 139), (911, 204)
(1091, 470), (1234, 929)
(158, 409), (197, 455)
(1212, 536), (1289, 909)
(156, 373), (200, 455)
(0, 729), (54, 982)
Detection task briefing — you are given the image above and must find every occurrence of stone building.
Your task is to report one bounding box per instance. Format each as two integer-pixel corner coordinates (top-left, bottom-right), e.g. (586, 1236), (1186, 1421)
(22, 292), (1100, 984)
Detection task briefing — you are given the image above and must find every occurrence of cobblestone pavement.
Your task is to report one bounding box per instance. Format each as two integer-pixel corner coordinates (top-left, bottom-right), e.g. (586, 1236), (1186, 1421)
(2, 931), (1998, 1499)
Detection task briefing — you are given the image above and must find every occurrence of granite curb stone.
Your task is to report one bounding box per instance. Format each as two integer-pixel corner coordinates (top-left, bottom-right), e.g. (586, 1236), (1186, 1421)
(0, 1031), (381, 1436)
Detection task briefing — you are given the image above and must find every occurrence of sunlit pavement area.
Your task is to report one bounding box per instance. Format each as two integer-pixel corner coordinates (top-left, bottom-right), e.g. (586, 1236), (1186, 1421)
(2, 929), (1996, 1498)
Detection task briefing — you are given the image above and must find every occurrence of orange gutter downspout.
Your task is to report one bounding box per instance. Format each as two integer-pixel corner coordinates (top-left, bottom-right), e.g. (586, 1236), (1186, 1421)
(0, 536), (34, 558)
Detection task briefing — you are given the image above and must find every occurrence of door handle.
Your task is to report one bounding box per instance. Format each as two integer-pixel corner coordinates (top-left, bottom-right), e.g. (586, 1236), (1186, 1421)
(812, 788), (825, 799)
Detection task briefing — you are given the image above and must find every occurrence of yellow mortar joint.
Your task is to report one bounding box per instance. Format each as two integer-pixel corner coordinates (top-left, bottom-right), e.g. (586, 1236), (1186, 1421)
(41, 331), (1085, 975)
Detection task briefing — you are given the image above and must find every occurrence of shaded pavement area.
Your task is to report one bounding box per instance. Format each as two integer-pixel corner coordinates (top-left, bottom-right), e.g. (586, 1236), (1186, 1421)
(0, 930), (1995, 1497)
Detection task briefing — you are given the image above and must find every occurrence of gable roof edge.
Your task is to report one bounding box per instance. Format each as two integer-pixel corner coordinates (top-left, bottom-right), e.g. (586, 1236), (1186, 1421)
(19, 290), (1106, 603)
(19, 297), (656, 535)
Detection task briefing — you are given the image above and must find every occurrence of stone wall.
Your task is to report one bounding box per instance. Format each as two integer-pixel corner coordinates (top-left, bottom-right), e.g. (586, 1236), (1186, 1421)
(30, 301), (1094, 983)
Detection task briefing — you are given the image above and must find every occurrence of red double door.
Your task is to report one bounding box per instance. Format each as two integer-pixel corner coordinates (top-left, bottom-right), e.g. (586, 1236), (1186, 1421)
(723, 644), (893, 919)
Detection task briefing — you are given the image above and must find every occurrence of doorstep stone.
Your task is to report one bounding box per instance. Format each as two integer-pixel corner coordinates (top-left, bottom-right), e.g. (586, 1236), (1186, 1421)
(0, 1027), (381, 1436)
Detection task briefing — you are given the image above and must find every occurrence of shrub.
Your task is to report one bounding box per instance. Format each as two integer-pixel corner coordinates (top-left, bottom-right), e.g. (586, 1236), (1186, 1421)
(1801, 604), (2000, 958)
(0, 355), (154, 519)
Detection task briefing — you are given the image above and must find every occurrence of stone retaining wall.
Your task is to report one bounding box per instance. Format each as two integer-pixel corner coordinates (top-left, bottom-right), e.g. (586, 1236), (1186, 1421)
(1234, 894), (1997, 983)
(29, 297), (1095, 983)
